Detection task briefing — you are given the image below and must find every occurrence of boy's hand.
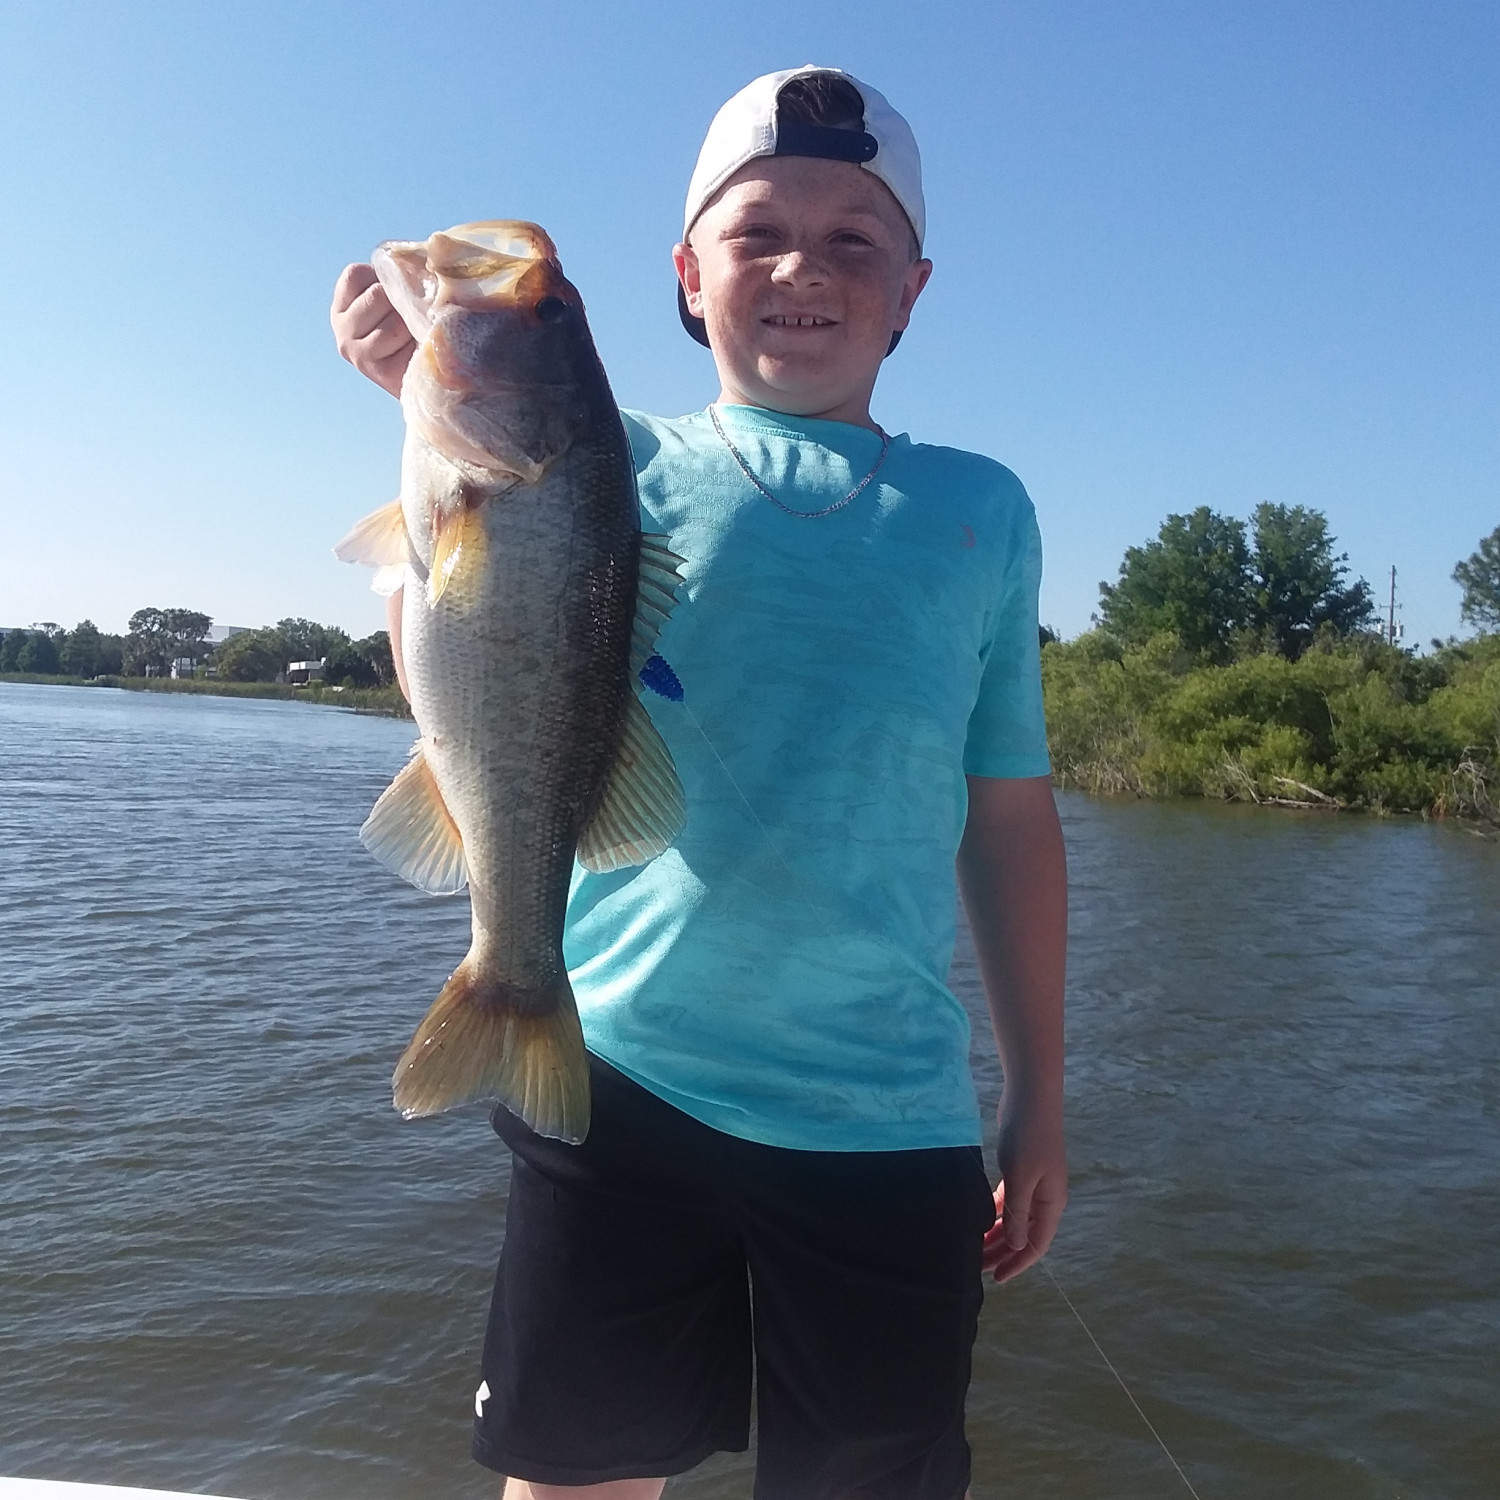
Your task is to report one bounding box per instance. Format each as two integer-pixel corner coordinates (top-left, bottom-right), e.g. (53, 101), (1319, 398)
(982, 1097), (1068, 1283)
(331, 263), (416, 398)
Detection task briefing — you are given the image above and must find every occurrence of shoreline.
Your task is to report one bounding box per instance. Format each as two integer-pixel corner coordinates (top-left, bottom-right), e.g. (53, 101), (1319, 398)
(0, 671), (410, 718)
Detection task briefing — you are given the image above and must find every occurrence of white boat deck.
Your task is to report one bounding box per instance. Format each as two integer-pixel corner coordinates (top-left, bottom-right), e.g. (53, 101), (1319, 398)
(1, 1483), (244, 1500)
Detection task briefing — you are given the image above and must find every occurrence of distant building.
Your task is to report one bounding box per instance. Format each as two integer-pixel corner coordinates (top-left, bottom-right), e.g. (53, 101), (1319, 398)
(169, 658), (197, 679)
(287, 658), (326, 684)
(206, 625), (250, 644)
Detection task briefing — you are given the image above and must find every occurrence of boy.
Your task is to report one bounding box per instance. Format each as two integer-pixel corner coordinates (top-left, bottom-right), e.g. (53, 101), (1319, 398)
(331, 66), (1067, 1500)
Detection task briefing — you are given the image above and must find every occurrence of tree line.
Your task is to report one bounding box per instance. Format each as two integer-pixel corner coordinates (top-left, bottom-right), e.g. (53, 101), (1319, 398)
(1087, 510), (1500, 661)
(0, 609), (394, 689)
(1042, 515), (1500, 820)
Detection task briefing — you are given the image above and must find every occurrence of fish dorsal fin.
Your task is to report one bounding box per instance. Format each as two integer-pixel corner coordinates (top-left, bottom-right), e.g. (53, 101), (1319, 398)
(360, 743), (468, 895)
(576, 692), (686, 873)
(334, 499), (408, 567)
(631, 533), (686, 670)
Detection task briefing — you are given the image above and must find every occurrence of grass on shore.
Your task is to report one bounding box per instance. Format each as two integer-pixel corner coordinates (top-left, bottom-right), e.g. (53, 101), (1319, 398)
(1, 672), (410, 717)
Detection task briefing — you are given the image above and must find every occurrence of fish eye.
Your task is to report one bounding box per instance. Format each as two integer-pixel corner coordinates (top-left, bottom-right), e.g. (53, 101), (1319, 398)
(534, 297), (569, 322)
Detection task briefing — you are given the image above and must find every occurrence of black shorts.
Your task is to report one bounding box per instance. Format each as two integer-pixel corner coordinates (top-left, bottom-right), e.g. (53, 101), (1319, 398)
(472, 1055), (997, 1500)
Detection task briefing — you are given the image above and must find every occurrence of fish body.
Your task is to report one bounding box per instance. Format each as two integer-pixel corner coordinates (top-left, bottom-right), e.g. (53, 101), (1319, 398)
(336, 222), (684, 1143)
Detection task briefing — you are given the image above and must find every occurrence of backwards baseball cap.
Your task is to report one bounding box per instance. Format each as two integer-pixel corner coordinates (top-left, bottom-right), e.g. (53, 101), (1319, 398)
(677, 65), (926, 353)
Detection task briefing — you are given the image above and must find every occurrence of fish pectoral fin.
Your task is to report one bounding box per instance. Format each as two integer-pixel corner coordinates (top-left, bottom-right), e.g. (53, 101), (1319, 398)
(577, 691), (686, 873)
(427, 504), (486, 606)
(630, 532), (687, 670)
(393, 965), (590, 1142)
(359, 743), (469, 895)
(334, 499), (409, 567)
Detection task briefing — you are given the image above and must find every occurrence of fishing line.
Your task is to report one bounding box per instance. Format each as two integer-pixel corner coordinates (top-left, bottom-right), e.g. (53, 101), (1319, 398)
(1040, 1260), (1206, 1499)
(653, 675), (1207, 1497)
(669, 691), (839, 923)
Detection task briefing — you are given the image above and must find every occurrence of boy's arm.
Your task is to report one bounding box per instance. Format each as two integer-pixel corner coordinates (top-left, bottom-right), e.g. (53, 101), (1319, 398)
(957, 774), (1068, 1283)
(331, 263), (415, 398)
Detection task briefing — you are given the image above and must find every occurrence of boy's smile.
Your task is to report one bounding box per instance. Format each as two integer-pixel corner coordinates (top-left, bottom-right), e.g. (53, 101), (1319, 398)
(675, 156), (932, 430)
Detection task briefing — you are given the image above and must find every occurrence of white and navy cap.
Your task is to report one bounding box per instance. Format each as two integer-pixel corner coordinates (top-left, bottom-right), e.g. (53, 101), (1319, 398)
(678, 65), (926, 352)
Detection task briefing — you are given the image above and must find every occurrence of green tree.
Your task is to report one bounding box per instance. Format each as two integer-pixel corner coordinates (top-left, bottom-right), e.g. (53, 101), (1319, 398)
(1250, 503), (1375, 659)
(0, 631), (23, 671)
(61, 619), (103, 677)
(97, 633), (126, 675)
(324, 639), (376, 687)
(214, 628), (285, 682)
(126, 607), (212, 675)
(16, 630), (60, 673)
(355, 630), (394, 687)
(1453, 524), (1500, 631)
(324, 630), (395, 688)
(274, 618), (349, 663)
(1098, 507), (1254, 662)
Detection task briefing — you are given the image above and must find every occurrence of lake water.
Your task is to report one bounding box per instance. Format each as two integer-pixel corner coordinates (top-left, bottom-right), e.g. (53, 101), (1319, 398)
(1, 681), (1496, 1500)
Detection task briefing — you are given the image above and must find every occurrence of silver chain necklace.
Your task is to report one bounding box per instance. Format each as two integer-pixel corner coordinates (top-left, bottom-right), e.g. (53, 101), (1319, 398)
(709, 405), (890, 519)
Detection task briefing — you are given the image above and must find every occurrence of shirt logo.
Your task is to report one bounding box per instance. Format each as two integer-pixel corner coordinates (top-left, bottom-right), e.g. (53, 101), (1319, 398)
(960, 524), (977, 549)
(475, 1379), (491, 1417)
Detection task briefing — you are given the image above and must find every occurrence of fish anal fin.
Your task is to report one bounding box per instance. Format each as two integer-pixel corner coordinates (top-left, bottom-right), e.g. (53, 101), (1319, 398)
(393, 964), (590, 1142)
(428, 502), (487, 606)
(577, 692), (686, 873)
(334, 499), (409, 568)
(359, 743), (468, 895)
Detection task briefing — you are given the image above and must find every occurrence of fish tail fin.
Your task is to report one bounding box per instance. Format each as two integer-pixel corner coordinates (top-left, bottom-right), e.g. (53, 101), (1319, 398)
(392, 960), (590, 1142)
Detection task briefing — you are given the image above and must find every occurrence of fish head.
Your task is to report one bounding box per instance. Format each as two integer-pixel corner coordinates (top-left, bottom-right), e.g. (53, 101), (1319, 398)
(375, 221), (603, 482)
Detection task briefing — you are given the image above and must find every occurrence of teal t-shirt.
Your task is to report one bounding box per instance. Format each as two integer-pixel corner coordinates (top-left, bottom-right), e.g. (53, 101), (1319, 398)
(565, 403), (1051, 1152)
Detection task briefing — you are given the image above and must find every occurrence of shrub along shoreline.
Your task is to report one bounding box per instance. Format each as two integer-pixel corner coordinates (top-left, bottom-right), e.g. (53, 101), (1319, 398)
(0, 672), (410, 718)
(1042, 631), (1500, 825)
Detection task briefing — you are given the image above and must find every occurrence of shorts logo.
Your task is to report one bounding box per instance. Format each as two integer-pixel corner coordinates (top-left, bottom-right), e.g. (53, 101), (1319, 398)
(475, 1379), (490, 1417)
(960, 525), (976, 549)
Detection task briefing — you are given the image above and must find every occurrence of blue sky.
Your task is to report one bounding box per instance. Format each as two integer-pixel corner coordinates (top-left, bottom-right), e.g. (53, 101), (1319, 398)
(1, 0), (1495, 646)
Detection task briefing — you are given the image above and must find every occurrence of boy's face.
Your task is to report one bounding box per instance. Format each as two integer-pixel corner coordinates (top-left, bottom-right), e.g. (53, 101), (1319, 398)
(674, 156), (932, 426)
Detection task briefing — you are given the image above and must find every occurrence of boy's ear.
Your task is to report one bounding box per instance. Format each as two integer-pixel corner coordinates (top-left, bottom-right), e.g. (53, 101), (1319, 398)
(672, 241), (705, 318)
(893, 257), (934, 331)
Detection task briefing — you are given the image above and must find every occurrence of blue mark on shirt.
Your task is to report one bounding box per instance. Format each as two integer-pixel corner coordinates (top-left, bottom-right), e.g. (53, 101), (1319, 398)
(639, 654), (684, 702)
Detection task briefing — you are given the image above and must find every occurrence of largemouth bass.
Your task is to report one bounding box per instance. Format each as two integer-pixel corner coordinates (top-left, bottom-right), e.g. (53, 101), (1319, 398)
(335, 220), (685, 1144)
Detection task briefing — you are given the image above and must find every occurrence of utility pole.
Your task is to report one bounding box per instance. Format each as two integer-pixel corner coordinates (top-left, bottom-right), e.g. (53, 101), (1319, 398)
(1385, 565), (1404, 646)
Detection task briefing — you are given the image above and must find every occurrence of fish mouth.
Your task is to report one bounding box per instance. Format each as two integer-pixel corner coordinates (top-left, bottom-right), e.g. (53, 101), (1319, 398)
(427, 220), (574, 311)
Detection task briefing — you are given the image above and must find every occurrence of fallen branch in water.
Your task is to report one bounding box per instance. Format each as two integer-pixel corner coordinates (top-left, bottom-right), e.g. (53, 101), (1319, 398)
(1272, 777), (1343, 808)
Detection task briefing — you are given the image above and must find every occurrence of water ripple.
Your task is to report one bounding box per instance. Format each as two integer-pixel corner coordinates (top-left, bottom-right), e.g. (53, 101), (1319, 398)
(2, 683), (1498, 1498)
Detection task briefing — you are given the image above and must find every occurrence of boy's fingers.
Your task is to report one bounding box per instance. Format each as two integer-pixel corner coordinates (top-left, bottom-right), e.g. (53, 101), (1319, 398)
(992, 1241), (1043, 1283)
(1001, 1178), (1034, 1249)
(339, 287), (403, 350)
(352, 309), (415, 361)
(347, 278), (396, 325)
(331, 262), (379, 316)
(980, 1174), (1067, 1282)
